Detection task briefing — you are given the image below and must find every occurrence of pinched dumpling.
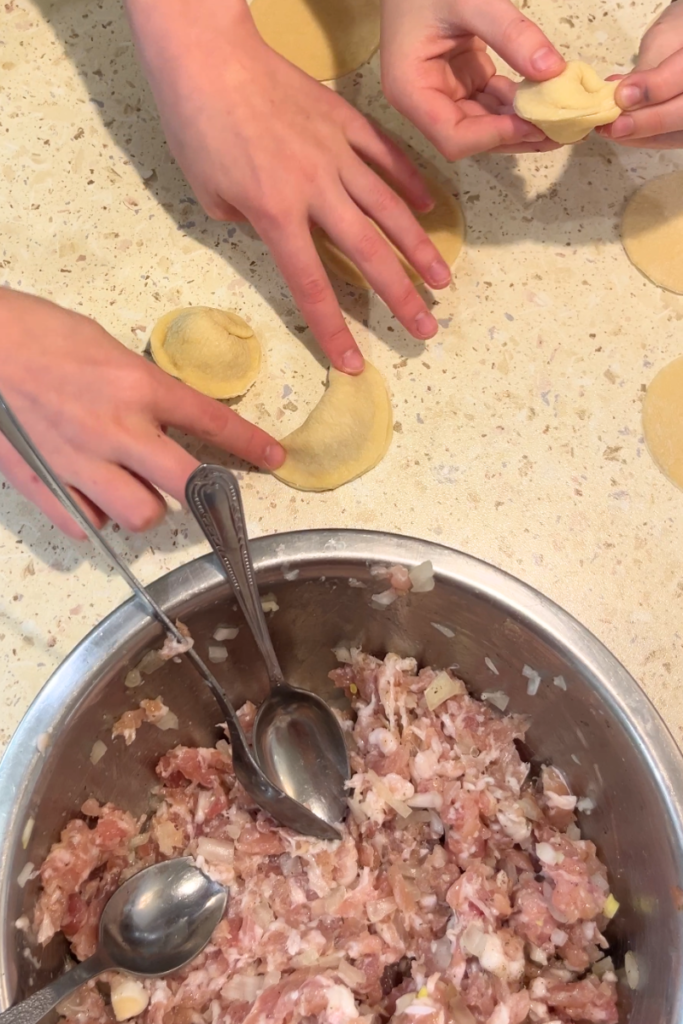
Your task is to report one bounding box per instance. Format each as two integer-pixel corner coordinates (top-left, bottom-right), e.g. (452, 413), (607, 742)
(150, 306), (261, 399)
(274, 362), (393, 491)
(514, 61), (620, 144)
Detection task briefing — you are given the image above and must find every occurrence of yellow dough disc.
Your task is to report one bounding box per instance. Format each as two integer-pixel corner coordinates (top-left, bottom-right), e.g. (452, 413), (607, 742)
(315, 174), (465, 290)
(250, 0), (380, 82)
(642, 356), (683, 491)
(274, 362), (393, 491)
(621, 172), (683, 294)
(150, 307), (261, 400)
(514, 61), (619, 144)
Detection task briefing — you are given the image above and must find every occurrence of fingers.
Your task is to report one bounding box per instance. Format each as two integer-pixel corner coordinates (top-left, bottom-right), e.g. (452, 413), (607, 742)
(617, 49), (683, 111)
(347, 116), (435, 212)
(601, 93), (683, 141)
(319, 191), (438, 340)
(636, 2), (683, 71)
(396, 87), (544, 160)
(458, 0), (564, 80)
(599, 128), (683, 149)
(150, 371), (288, 469)
(258, 226), (365, 373)
(0, 437), (105, 539)
(341, 159), (451, 289)
(70, 457), (168, 533)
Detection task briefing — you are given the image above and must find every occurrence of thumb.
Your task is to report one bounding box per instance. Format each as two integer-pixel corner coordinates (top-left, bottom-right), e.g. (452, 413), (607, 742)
(460, 0), (565, 80)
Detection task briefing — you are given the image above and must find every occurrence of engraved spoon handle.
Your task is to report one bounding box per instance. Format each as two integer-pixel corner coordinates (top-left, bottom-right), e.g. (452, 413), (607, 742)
(0, 954), (105, 1023)
(185, 465), (285, 690)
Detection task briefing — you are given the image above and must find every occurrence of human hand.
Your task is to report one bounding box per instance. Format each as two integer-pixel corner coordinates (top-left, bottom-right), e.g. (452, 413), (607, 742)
(599, 0), (683, 148)
(0, 290), (284, 538)
(125, 0), (452, 373)
(380, 0), (566, 160)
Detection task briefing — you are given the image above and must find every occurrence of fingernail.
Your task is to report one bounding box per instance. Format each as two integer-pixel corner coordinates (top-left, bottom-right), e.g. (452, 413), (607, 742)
(522, 126), (546, 142)
(427, 258), (451, 288)
(415, 311), (438, 339)
(265, 444), (286, 470)
(611, 115), (634, 139)
(531, 46), (563, 73)
(618, 84), (642, 109)
(341, 348), (365, 373)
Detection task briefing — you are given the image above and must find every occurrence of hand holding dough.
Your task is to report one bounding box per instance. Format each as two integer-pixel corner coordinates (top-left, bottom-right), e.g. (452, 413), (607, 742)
(514, 61), (619, 144)
(274, 362), (392, 491)
(150, 307), (261, 400)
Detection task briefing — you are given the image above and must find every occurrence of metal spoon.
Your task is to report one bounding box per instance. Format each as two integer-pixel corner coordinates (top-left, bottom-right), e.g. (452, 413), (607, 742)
(0, 859), (226, 1023)
(0, 393), (339, 841)
(186, 465), (350, 827)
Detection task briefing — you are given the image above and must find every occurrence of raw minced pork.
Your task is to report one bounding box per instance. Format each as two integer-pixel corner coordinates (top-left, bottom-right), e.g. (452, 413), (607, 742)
(31, 651), (619, 1024)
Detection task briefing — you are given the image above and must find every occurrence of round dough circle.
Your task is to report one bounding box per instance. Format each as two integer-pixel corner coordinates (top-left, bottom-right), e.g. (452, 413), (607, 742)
(150, 307), (261, 400)
(315, 174), (465, 290)
(250, 0), (380, 82)
(514, 61), (619, 145)
(642, 356), (683, 491)
(621, 172), (683, 294)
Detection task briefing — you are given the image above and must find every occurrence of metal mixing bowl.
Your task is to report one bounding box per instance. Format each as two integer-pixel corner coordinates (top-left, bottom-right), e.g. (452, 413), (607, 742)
(0, 530), (681, 1021)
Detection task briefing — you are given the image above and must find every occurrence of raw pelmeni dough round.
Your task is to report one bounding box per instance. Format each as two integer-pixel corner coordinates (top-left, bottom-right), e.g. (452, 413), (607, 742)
(274, 362), (393, 491)
(621, 172), (683, 294)
(642, 356), (683, 491)
(514, 61), (619, 144)
(150, 307), (261, 400)
(250, 0), (380, 82)
(315, 174), (464, 290)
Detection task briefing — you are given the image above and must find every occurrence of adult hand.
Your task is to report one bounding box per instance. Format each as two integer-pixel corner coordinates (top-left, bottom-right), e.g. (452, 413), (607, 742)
(381, 0), (566, 160)
(599, 0), (683, 148)
(0, 290), (284, 538)
(125, 0), (452, 373)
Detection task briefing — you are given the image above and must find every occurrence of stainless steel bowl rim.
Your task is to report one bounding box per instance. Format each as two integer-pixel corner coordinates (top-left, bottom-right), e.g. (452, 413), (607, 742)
(1, 528), (682, 1008)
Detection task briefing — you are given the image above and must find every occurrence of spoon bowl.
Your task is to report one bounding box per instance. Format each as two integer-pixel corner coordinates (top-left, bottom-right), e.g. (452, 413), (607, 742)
(0, 860), (227, 1023)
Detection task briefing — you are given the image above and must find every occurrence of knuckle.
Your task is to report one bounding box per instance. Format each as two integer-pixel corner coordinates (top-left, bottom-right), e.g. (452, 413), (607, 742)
(353, 229), (384, 265)
(197, 400), (230, 442)
(121, 497), (165, 533)
(297, 274), (330, 307)
(368, 184), (401, 219)
(500, 13), (538, 50)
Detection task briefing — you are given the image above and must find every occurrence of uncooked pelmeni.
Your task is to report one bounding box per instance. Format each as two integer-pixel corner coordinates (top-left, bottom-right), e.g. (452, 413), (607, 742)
(150, 307), (261, 399)
(642, 356), (683, 491)
(250, 0), (380, 81)
(514, 61), (619, 144)
(274, 362), (392, 491)
(315, 173), (465, 290)
(621, 171), (683, 294)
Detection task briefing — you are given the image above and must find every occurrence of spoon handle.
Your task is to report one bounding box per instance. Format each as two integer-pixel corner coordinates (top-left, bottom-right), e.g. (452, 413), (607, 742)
(186, 465), (286, 689)
(0, 394), (261, 801)
(0, 955), (105, 1022)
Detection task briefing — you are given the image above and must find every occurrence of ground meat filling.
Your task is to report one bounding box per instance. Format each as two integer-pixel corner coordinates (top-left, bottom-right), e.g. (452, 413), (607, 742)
(32, 651), (619, 1024)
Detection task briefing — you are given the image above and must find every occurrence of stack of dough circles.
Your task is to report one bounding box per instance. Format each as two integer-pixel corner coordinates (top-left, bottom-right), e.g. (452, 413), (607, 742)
(274, 362), (393, 491)
(150, 307), (261, 400)
(621, 172), (683, 294)
(315, 173), (465, 290)
(642, 356), (683, 491)
(514, 61), (619, 144)
(250, 0), (380, 81)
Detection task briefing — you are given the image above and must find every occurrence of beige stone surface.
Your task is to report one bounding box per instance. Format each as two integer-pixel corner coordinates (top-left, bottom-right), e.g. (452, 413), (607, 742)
(1, 0), (682, 754)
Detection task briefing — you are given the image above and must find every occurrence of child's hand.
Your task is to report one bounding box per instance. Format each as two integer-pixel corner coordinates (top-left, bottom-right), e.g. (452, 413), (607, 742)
(599, 0), (683, 148)
(125, 0), (452, 372)
(0, 290), (284, 538)
(380, 0), (565, 160)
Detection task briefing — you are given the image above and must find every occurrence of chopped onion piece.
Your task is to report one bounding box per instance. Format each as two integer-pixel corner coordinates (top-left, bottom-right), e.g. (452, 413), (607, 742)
(213, 626), (239, 642)
(208, 645), (228, 663)
(407, 791), (443, 810)
(481, 690), (509, 712)
(431, 622), (455, 639)
(155, 711), (179, 732)
(196, 837), (234, 864)
(371, 589), (398, 608)
(536, 842), (564, 866)
(425, 671), (466, 711)
(553, 675), (567, 691)
(283, 569), (299, 581)
(523, 665), (542, 696)
(124, 668), (143, 689)
(21, 818), (34, 849)
(348, 578), (366, 588)
(337, 959), (367, 987)
(222, 974), (264, 1004)
(110, 976), (150, 1021)
(261, 593), (279, 613)
(333, 646), (353, 665)
(17, 862), (35, 888)
(90, 740), (107, 765)
(551, 929), (568, 946)
(484, 657), (499, 676)
(395, 994), (417, 1014)
(409, 560), (435, 593)
(460, 923), (488, 959)
(14, 916), (29, 932)
(577, 797), (596, 814)
(593, 956), (615, 977)
(624, 950), (639, 990)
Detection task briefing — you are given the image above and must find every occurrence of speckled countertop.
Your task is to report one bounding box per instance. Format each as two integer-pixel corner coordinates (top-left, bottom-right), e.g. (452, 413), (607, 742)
(0, 0), (681, 752)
